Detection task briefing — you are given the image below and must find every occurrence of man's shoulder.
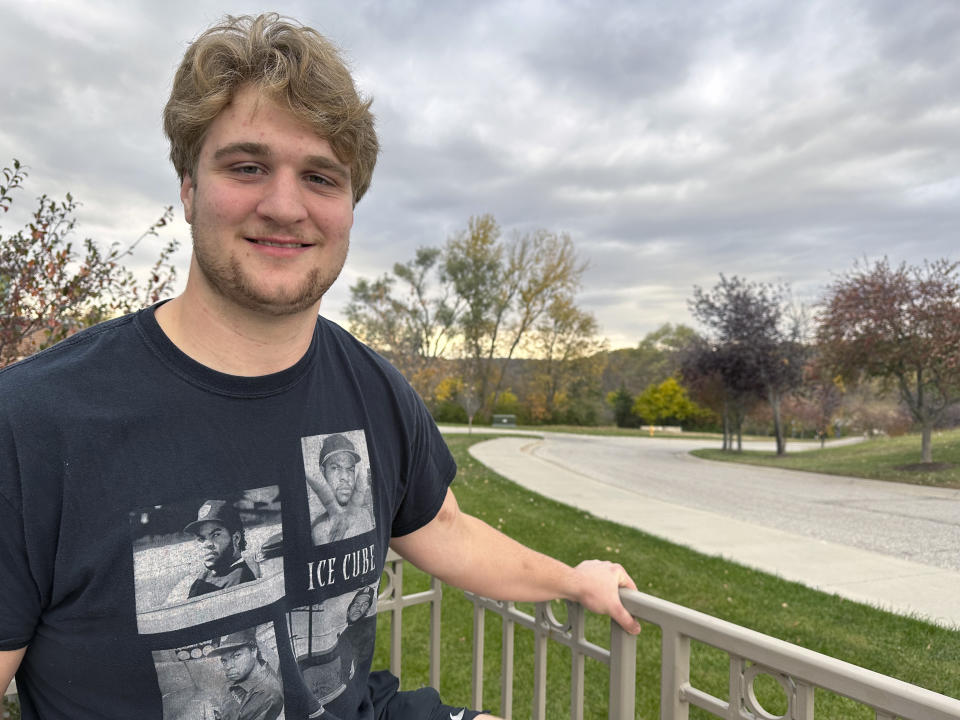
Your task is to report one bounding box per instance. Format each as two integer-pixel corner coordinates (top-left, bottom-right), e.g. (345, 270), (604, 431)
(0, 312), (140, 388)
(316, 315), (415, 390)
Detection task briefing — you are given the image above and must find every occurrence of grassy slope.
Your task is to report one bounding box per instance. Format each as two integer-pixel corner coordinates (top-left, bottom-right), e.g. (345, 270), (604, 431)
(693, 428), (960, 488)
(374, 434), (960, 719)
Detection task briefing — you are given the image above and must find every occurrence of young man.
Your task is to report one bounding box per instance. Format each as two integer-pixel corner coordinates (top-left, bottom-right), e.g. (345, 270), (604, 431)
(0, 14), (639, 719)
(185, 499), (258, 598)
(308, 434), (376, 545)
(208, 629), (284, 720)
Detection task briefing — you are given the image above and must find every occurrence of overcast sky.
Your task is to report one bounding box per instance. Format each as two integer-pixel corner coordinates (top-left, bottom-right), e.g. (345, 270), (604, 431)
(2, 0), (958, 348)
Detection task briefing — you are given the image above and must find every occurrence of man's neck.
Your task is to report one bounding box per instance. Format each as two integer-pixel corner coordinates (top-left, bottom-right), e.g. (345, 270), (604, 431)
(155, 289), (321, 377)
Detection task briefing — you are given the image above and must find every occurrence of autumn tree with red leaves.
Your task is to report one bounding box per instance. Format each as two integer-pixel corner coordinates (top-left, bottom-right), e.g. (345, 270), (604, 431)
(817, 258), (960, 464)
(0, 160), (179, 367)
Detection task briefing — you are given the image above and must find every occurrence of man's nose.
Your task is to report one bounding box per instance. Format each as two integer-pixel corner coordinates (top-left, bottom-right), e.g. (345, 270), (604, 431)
(257, 169), (309, 225)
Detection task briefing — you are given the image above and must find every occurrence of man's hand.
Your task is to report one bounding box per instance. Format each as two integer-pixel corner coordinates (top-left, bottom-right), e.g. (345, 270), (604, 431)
(569, 560), (641, 635)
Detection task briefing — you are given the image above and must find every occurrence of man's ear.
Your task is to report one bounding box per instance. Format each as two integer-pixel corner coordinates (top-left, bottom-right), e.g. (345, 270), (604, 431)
(180, 173), (195, 224)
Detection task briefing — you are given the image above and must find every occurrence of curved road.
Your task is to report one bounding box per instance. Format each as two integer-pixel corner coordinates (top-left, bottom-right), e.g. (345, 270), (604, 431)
(530, 433), (960, 572)
(448, 428), (960, 626)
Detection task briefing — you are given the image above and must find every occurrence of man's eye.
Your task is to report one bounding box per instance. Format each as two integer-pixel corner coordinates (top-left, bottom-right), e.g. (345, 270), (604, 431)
(306, 173), (332, 185)
(234, 165), (262, 175)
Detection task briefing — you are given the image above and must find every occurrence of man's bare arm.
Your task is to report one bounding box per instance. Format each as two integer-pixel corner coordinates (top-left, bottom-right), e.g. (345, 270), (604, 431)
(390, 488), (641, 634)
(1, 647), (25, 696)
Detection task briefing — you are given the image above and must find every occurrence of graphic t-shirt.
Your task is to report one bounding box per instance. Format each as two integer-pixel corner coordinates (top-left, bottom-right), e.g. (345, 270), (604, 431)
(0, 305), (457, 719)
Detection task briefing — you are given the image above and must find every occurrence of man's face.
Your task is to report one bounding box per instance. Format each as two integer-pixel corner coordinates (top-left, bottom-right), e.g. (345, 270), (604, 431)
(219, 645), (258, 684)
(347, 594), (372, 623)
(180, 83), (355, 317)
(193, 521), (239, 569)
(322, 452), (357, 506)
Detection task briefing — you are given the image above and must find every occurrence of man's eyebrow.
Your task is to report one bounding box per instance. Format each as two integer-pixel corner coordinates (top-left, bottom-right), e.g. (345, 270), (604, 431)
(306, 155), (351, 182)
(213, 142), (270, 160)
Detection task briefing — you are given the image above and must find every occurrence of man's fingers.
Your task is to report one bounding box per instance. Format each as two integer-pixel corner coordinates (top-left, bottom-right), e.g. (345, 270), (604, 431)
(613, 604), (642, 634)
(616, 564), (638, 592)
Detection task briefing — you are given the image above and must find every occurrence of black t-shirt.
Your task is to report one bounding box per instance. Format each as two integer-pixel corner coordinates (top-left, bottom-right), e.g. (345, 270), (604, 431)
(0, 305), (456, 719)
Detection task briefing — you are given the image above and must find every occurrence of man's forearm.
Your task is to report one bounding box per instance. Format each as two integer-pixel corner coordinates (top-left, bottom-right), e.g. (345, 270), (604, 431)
(0, 647), (25, 696)
(390, 489), (641, 633)
(395, 506), (576, 601)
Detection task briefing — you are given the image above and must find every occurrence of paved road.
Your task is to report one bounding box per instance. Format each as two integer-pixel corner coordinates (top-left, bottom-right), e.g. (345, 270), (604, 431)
(446, 428), (960, 627)
(529, 433), (960, 572)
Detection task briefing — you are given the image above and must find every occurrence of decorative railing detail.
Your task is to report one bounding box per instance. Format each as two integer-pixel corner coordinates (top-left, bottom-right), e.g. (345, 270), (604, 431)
(463, 585), (960, 720)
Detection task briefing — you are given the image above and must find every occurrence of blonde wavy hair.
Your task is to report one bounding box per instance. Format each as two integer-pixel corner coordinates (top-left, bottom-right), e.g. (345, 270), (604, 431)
(163, 13), (378, 204)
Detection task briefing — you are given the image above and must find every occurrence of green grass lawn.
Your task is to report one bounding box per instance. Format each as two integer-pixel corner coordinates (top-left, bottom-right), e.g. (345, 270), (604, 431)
(693, 428), (960, 488)
(375, 434), (960, 719)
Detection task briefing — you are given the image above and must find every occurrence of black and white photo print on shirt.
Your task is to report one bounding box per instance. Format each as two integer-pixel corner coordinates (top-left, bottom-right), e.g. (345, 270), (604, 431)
(300, 430), (376, 547)
(151, 620), (285, 720)
(129, 486), (285, 633)
(285, 581), (379, 712)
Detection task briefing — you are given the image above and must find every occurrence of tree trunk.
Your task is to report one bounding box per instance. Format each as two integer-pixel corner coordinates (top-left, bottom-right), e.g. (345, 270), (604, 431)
(921, 421), (933, 463)
(769, 389), (786, 455)
(722, 401), (729, 451)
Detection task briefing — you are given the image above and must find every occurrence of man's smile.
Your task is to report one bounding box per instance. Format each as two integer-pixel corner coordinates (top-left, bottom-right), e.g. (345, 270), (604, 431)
(247, 237), (313, 249)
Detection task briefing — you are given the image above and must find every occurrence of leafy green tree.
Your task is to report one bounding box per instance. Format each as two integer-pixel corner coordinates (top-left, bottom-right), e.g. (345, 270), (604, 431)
(632, 377), (703, 427)
(606, 386), (638, 428)
(0, 160), (178, 367)
(602, 323), (698, 396)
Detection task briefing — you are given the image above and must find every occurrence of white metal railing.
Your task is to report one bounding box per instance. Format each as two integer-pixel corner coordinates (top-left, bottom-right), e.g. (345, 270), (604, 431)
(377, 549), (444, 690)
(465, 587), (960, 720)
(7, 554), (960, 720)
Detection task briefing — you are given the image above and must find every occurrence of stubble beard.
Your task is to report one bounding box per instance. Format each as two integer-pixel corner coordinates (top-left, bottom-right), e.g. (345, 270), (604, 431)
(191, 223), (347, 317)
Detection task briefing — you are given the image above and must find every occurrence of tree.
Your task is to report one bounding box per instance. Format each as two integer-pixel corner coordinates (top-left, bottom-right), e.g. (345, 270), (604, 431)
(601, 323), (698, 397)
(793, 355), (846, 447)
(347, 214), (592, 422)
(526, 295), (606, 423)
(606, 386), (638, 428)
(632, 377), (703, 429)
(688, 276), (807, 454)
(346, 246), (458, 398)
(817, 258), (960, 463)
(680, 337), (760, 450)
(0, 160), (178, 367)
(443, 215), (586, 419)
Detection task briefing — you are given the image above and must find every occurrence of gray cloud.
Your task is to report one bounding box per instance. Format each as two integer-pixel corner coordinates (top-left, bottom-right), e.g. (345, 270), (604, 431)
(1, 0), (958, 348)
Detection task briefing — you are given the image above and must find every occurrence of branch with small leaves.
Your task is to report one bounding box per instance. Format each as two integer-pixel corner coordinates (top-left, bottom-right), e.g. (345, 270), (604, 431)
(0, 159), (179, 367)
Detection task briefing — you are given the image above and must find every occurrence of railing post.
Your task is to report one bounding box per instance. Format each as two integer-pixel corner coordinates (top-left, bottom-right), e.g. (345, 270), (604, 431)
(532, 603), (549, 720)
(430, 575), (442, 692)
(608, 619), (636, 720)
(570, 601), (586, 720)
(794, 680), (815, 720)
(472, 602), (486, 711)
(390, 557), (403, 682)
(660, 625), (690, 720)
(501, 607), (515, 719)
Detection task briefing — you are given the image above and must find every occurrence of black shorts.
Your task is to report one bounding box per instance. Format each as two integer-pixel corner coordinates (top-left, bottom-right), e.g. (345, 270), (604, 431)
(369, 670), (488, 720)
